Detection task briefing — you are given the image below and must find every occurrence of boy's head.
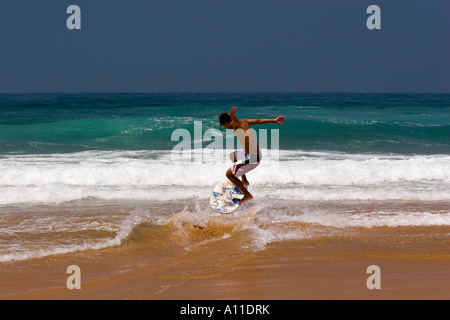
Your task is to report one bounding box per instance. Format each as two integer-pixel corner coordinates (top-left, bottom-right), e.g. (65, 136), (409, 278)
(219, 113), (233, 129)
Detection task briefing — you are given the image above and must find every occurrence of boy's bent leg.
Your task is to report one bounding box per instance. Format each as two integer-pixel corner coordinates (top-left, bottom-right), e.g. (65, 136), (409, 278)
(226, 169), (253, 205)
(241, 174), (250, 186)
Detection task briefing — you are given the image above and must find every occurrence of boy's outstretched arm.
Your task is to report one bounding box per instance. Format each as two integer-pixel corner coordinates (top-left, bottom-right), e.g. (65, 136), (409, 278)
(245, 116), (286, 126)
(229, 106), (285, 127)
(229, 106), (240, 126)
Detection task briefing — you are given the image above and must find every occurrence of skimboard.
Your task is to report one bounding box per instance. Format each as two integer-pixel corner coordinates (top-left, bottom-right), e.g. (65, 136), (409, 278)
(210, 180), (246, 214)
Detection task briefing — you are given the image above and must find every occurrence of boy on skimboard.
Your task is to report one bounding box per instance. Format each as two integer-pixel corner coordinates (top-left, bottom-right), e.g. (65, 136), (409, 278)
(219, 107), (285, 205)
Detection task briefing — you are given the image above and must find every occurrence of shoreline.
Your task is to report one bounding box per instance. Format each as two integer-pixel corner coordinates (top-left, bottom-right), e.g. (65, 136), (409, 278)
(1, 232), (449, 300)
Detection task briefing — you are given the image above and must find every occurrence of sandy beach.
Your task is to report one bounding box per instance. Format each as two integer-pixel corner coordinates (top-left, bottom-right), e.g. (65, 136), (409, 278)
(1, 211), (449, 300)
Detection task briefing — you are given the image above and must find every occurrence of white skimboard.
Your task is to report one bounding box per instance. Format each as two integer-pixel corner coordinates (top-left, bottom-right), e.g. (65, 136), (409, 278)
(210, 180), (245, 214)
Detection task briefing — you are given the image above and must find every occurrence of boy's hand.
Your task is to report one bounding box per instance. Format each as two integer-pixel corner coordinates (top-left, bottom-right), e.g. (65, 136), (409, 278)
(229, 106), (237, 117)
(275, 116), (286, 124)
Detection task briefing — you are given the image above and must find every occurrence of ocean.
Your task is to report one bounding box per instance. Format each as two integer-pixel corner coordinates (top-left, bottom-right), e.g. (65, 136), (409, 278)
(0, 93), (449, 299)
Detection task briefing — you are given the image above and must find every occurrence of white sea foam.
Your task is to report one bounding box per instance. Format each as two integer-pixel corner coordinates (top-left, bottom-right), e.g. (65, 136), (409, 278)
(154, 201), (450, 253)
(259, 208), (450, 229)
(0, 207), (151, 262)
(0, 150), (449, 205)
(1, 198), (449, 262)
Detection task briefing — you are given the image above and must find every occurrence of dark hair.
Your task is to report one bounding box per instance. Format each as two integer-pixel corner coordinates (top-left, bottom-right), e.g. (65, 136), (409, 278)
(219, 113), (232, 125)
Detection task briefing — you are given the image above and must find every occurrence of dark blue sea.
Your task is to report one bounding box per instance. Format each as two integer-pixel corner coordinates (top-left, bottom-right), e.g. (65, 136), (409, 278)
(0, 93), (449, 154)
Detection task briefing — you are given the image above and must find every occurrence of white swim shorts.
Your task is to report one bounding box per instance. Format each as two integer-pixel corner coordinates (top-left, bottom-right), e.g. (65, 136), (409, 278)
(230, 150), (261, 177)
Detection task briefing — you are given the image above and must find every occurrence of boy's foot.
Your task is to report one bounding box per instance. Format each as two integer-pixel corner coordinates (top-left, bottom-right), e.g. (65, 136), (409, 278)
(238, 194), (253, 205)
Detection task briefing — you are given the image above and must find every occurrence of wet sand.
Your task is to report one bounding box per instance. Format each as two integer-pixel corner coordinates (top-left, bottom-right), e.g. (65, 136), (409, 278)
(1, 227), (449, 300)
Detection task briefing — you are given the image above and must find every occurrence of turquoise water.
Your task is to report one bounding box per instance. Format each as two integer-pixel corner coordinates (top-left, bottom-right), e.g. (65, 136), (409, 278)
(1, 93), (449, 262)
(1, 93), (449, 155)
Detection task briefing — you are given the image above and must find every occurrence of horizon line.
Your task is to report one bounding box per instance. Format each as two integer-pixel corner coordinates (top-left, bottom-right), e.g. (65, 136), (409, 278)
(1, 91), (449, 95)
